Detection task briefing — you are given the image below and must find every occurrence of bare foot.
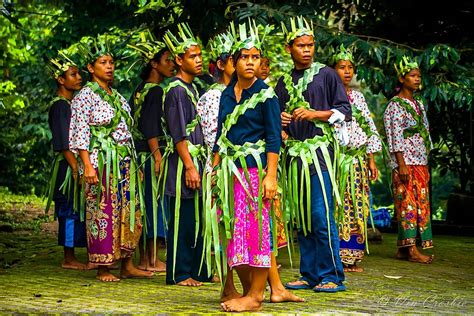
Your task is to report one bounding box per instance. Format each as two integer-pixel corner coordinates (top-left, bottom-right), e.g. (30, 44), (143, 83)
(86, 262), (98, 270)
(344, 264), (364, 272)
(177, 277), (202, 287)
(138, 260), (166, 272)
(120, 266), (154, 279)
(270, 288), (305, 303)
(408, 247), (434, 264)
(61, 260), (88, 270)
(221, 296), (262, 312)
(221, 289), (242, 303)
(96, 268), (120, 282)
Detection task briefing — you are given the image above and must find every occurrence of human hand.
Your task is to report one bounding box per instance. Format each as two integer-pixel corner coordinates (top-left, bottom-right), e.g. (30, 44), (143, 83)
(185, 166), (201, 190)
(368, 158), (379, 181)
(84, 164), (98, 185)
(397, 164), (409, 183)
(262, 175), (277, 200)
(292, 108), (315, 122)
(281, 112), (292, 127)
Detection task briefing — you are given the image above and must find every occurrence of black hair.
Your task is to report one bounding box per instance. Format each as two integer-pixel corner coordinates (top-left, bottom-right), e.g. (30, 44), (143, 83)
(387, 80), (403, 100)
(139, 48), (169, 81)
(210, 53), (231, 82)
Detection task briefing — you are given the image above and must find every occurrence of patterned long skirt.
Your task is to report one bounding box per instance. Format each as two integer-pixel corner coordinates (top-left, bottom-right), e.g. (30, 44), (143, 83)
(85, 158), (142, 264)
(338, 160), (370, 265)
(227, 168), (271, 269)
(392, 165), (433, 249)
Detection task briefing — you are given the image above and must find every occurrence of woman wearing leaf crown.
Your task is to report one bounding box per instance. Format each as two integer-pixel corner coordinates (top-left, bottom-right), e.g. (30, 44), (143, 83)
(68, 35), (153, 281)
(128, 32), (175, 273)
(383, 56), (434, 264)
(332, 45), (382, 272)
(212, 20), (281, 312)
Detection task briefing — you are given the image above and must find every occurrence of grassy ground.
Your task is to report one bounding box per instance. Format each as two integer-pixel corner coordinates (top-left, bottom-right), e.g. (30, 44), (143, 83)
(0, 192), (473, 314)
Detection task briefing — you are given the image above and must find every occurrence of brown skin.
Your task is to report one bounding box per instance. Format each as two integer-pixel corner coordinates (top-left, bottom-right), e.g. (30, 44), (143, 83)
(80, 55), (153, 281)
(138, 50), (175, 273)
(219, 47), (278, 312)
(55, 66), (95, 270)
(256, 56), (270, 80)
(392, 69), (433, 264)
(334, 59), (379, 182)
(172, 45), (206, 286)
(281, 35), (333, 127)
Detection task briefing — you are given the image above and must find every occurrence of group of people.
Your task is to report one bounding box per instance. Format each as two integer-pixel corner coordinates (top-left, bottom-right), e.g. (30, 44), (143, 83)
(46, 16), (434, 312)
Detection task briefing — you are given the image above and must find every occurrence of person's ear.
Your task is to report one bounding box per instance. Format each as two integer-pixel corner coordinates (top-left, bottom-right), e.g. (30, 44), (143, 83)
(86, 63), (94, 74)
(398, 76), (404, 84)
(150, 60), (158, 69)
(285, 44), (291, 54)
(175, 55), (183, 67)
(217, 59), (225, 71)
(57, 76), (65, 86)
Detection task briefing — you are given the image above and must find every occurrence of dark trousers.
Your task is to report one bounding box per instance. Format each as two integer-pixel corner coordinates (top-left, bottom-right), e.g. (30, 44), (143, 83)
(165, 195), (211, 284)
(298, 171), (345, 287)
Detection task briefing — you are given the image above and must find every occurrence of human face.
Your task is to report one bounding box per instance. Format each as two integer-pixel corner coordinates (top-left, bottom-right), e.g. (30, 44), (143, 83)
(176, 45), (202, 76)
(88, 54), (114, 83)
(235, 47), (260, 80)
(155, 50), (175, 78)
(287, 35), (315, 69)
(58, 66), (82, 91)
(335, 60), (354, 87)
(400, 69), (421, 91)
(257, 57), (270, 80)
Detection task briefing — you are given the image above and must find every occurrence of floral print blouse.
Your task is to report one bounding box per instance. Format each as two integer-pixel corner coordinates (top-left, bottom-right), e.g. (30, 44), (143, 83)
(69, 85), (133, 169)
(347, 90), (382, 154)
(196, 86), (222, 172)
(384, 96), (432, 169)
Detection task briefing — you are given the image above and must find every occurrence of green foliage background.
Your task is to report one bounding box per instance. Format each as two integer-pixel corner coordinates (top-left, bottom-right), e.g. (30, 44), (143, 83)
(1, 1), (473, 212)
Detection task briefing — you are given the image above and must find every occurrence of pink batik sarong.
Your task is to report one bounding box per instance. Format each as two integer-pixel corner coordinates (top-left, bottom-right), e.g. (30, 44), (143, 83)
(227, 168), (271, 269)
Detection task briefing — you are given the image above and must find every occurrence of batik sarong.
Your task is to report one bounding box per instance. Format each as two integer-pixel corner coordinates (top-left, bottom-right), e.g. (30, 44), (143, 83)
(85, 158), (142, 264)
(227, 168), (271, 269)
(392, 165), (433, 249)
(338, 160), (369, 265)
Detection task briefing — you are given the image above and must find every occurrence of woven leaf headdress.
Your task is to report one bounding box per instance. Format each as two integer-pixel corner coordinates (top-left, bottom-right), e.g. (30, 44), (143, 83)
(127, 30), (166, 64)
(331, 44), (355, 65)
(281, 16), (314, 44)
(47, 50), (77, 78)
(394, 55), (420, 77)
(208, 31), (235, 61)
(229, 19), (271, 55)
(163, 23), (199, 58)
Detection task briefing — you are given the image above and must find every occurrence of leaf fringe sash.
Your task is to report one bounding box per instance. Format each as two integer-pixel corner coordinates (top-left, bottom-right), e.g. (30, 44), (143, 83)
(204, 87), (277, 284)
(158, 80), (208, 281)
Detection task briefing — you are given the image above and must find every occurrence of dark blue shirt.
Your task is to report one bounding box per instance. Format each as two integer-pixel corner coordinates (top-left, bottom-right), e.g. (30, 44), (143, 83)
(129, 81), (165, 153)
(275, 65), (351, 171)
(164, 77), (204, 198)
(213, 78), (281, 168)
(48, 99), (73, 202)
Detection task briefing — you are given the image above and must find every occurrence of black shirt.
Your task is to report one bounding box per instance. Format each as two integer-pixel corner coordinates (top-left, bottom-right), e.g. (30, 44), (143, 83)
(129, 81), (165, 152)
(48, 99), (73, 201)
(163, 77), (204, 198)
(275, 65), (352, 171)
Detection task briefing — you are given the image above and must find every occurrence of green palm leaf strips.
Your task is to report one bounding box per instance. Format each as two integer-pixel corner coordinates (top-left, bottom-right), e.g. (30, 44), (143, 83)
(132, 82), (168, 256)
(45, 96), (79, 217)
(391, 96), (432, 153)
(159, 79), (208, 281)
(205, 87), (277, 283)
(79, 82), (143, 231)
(280, 63), (342, 237)
(336, 104), (382, 254)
